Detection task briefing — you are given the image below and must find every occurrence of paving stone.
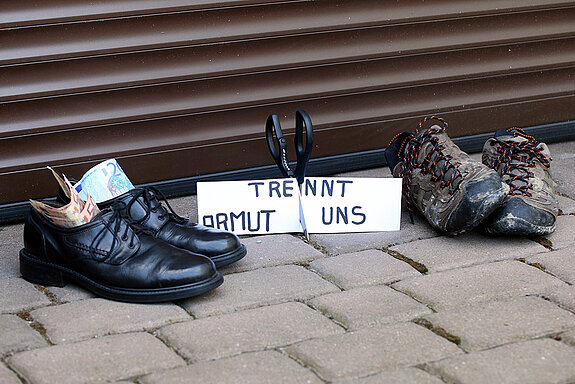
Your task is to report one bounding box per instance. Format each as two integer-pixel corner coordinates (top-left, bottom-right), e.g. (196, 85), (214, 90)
(560, 329), (575, 347)
(549, 141), (575, 160)
(0, 224), (23, 247)
(180, 265), (339, 317)
(0, 244), (20, 278)
(0, 364), (21, 384)
(542, 215), (575, 250)
(421, 296), (575, 352)
(310, 209), (439, 255)
(426, 338), (575, 384)
(0, 314), (48, 355)
(390, 232), (547, 273)
(392, 260), (567, 311)
(308, 285), (432, 330)
(7, 333), (185, 384)
(0, 223), (24, 279)
(553, 156), (575, 198)
(284, 322), (462, 382)
(44, 284), (95, 303)
(140, 350), (323, 384)
(544, 285), (575, 312)
(333, 368), (445, 384)
(220, 234), (325, 274)
(166, 194), (198, 222)
(0, 278), (51, 314)
(557, 195), (575, 215)
(157, 301), (343, 361)
(527, 246), (575, 284)
(309, 250), (420, 289)
(30, 298), (190, 344)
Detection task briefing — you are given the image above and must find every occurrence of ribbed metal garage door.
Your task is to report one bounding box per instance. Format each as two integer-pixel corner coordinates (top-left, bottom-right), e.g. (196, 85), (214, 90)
(2, 0), (575, 221)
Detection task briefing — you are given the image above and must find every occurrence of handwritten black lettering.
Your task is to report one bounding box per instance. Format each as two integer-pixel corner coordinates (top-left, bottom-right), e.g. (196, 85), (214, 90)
(283, 180), (294, 197)
(202, 215), (214, 228)
(322, 207), (333, 225)
(336, 206), (348, 224)
(321, 205), (366, 226)
(322, 180), (334, 197)
(248, 182), (265, 197)
(216, 213), (228, 230)
(269, 181), (281, 198)
(247, 211), (260, 232)
(230, 211), (245, 232)
(336, 180), (353, 197)
(305, 179), (317, 196)
(351, 206), (366, 225)
(261, 209), (276, 232)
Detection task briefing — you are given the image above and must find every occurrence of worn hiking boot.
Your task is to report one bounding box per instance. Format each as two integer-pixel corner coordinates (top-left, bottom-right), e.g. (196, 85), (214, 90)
(385, 116), (509, 235)
(481, 128), (558, 235)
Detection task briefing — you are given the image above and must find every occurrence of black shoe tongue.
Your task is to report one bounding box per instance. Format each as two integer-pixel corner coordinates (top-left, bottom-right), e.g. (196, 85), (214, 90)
(385, 131), (413, 171)
(494, 129), (511, 138)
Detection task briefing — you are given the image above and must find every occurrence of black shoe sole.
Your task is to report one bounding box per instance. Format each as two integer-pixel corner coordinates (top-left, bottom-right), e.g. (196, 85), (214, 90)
(210, 244), (247, 268)
(19, 249), (223, 303)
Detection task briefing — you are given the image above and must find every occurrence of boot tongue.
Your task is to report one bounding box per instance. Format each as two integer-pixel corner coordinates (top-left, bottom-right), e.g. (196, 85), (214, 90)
(494, 129), (511, 138)
(416, 124), (443, 136)
(494, 128), (529, 144)
(385, 131), (414, 171)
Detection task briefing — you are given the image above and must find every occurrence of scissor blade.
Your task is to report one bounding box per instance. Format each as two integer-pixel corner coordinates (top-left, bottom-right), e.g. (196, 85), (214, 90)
(297, 187), (309, 240)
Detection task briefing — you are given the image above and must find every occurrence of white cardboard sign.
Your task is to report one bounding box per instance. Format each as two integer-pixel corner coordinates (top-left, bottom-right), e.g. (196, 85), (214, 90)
(197, 177), (402, 235)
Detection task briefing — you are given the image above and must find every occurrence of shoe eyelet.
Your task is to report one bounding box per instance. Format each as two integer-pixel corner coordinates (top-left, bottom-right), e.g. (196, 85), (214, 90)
(121, 235), (128, 241)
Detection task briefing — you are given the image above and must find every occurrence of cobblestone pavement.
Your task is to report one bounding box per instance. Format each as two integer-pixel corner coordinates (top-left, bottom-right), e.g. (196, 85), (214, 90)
(1, 141), (574, 384)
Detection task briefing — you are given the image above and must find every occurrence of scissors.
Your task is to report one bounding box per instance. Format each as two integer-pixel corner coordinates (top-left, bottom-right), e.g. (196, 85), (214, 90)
(266, 109), (314, 239)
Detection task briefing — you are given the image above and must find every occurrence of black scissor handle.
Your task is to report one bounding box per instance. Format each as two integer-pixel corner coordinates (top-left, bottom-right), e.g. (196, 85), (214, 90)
(265, 113), (292, 178)
(294, 110), (314, 185)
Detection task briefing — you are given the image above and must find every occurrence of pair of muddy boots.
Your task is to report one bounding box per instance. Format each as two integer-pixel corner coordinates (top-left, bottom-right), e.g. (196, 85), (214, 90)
(20, 185), (246, 303)
(385, 116), (558, 236)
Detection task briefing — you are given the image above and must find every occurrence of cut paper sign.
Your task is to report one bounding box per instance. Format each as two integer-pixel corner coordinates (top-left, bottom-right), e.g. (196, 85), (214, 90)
(197, 177), (402, 236)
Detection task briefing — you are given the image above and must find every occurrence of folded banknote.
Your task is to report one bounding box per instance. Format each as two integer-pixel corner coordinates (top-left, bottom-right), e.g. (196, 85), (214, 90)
(30, 170), (100, 228)
(73, 159), (134, 203)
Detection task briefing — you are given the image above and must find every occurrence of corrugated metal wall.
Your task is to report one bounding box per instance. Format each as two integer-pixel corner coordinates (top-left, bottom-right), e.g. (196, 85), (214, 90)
(2, 0), (575, 219)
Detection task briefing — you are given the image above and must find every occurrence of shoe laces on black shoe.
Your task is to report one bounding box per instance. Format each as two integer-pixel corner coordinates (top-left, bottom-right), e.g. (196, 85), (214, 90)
(484, 128), (551, 197)
(395, 115), (463, 212)
(126, 186), (186, 229)
(91, 202), (139, 261)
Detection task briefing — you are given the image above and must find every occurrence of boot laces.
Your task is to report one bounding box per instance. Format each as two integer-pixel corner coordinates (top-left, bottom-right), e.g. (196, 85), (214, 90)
(127, 186), (186, 229)
(90, 201), (138, 260)
(397, 116), (463, 210)
(487, 128), (550, 197)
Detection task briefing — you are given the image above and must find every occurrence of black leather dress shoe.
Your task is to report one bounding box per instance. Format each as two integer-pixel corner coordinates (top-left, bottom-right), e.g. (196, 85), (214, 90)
(20, 204), (223, 303)
(97, 187), (247, 268)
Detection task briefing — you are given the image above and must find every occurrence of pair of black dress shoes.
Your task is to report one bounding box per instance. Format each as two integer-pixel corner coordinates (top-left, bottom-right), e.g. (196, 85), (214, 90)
(19, 186), (246, 303)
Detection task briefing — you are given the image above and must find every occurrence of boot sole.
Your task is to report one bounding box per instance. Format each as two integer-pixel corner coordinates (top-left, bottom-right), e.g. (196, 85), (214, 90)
(19, 249), (223, 303)
(210, 244), (247, 268)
